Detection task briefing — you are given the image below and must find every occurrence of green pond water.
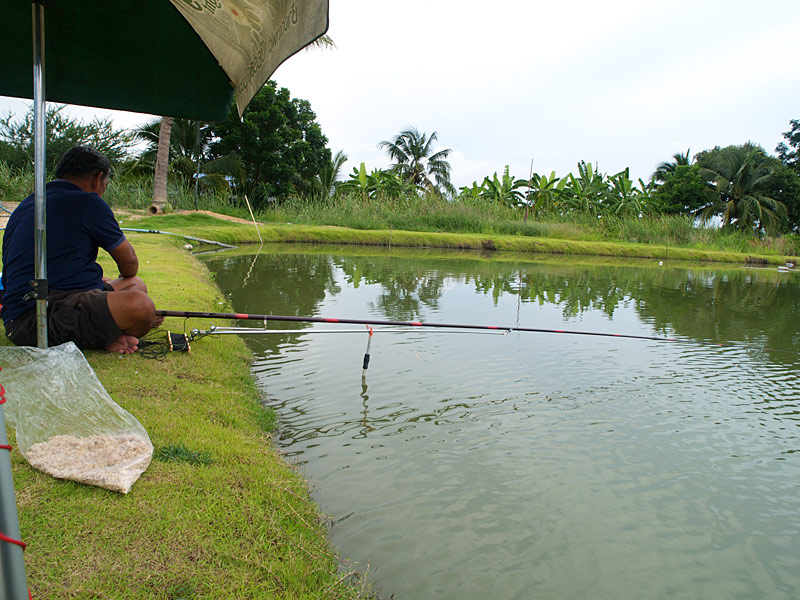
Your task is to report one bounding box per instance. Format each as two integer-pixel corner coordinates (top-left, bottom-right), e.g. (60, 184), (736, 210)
(203, 245), (800, 600)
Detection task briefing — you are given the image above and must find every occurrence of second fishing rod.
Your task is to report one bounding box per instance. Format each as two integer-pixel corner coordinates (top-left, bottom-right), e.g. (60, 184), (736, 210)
(155, 309), (682, 345)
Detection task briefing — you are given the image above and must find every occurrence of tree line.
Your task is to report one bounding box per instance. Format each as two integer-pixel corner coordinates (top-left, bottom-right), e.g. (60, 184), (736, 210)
(344, 127), (800, 234)
(1, 83), (799, 234)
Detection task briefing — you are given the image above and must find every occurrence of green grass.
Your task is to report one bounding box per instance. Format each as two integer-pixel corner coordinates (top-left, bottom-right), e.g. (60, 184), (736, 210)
(4, 235), (370, 599)
(154, 444), (214, 466)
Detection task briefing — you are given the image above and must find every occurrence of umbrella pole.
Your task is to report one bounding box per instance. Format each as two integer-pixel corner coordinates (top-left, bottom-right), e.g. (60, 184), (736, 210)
(0, 397), (29, 600)
(32, 0), (48, 350)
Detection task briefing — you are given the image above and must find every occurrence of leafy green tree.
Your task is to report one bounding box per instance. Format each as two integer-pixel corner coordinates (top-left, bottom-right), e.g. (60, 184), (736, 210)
(652, 149), (691, 183)
(651, 164), (711, 215)
(697, 145), (786, 231)
(209, 81), (331, 205)
(776, 119), (800, 173)
(755, 161), (800, 232)
(379, 128), (455, 197)
(0, 105), (133, 174)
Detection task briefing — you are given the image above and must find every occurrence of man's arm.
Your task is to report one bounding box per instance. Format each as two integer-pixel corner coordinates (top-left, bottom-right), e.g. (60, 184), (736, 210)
(108, 239), (139, 278)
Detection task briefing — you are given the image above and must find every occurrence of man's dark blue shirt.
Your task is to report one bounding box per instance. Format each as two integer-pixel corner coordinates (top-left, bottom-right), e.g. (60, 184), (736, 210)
(1, 180), (126, 323)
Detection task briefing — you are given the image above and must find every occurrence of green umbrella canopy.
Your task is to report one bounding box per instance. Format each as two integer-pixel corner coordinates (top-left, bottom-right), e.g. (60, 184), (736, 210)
(0, 0), (330, 122)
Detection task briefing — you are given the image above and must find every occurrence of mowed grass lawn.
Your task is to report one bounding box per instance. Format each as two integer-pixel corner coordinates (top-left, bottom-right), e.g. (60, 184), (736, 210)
(2, 233), (366, 599)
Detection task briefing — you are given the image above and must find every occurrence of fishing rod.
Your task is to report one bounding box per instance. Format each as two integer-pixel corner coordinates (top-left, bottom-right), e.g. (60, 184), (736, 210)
(147, 309), (798, 366)
(155, 309), (687, 345)
(121, 228), (237, 249)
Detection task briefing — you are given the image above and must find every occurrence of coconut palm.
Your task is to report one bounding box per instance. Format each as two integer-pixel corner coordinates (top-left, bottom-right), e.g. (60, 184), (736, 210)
(652, 149), (691, 183)
(379, 127), (455, 197)
(318, 149), (348, 198)
(152, 116), (172, 207)
(137, 117), (245, 201)
(698, 146), (786, 231)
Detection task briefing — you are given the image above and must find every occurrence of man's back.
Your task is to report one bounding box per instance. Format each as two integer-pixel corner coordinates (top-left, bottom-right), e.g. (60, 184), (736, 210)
(1, 180), (125, 323)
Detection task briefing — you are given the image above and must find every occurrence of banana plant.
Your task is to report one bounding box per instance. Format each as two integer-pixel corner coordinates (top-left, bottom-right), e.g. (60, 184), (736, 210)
(458, 181), (484, 201)
(606, 167), (649, 216)
(340, 162), (372, 199)
(339, 162), (415, 199)
(563, 161), (607, 216)
(525, 171), (566, 220)
(479, 165), (527, 206)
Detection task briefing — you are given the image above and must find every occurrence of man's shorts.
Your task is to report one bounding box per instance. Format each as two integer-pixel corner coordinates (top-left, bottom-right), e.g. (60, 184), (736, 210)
(4, 285), (121, 349)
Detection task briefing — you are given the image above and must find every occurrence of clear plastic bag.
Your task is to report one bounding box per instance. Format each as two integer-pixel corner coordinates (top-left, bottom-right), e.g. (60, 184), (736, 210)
(0, 342), (152, 493)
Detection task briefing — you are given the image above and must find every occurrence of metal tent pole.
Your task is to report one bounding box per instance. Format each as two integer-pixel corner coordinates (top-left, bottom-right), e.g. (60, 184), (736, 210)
(33, 0), (48, 349)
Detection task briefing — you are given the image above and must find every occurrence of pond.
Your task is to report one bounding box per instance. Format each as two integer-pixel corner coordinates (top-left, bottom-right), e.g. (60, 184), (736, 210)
(202, 245), (800, 600)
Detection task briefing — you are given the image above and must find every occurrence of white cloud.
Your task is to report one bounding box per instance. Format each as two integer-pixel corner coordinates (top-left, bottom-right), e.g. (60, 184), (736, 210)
(2, 0), (799, 189)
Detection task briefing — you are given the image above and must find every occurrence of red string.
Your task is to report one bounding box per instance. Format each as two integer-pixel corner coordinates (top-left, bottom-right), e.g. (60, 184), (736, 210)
(0, 366), (32, 595)
(0, 531), (26, 550)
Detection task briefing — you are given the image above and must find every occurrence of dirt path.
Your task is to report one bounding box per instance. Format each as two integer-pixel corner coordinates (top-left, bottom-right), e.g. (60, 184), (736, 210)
(0, 205), (259, 230)
(0, 202), (19, 229)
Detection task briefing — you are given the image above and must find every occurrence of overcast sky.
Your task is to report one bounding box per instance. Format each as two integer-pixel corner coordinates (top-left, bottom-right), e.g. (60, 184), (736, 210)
(2, 0), (799, 190)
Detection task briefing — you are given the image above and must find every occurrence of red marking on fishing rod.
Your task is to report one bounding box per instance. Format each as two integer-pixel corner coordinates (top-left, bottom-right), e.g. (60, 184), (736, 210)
(324, 318), (340, 323)
(234, 314), (249, 319)
(410, 322), (423, 326)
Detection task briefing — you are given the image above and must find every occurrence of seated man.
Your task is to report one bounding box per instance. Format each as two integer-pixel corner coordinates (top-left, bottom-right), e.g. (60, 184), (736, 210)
(1, 145), (157, 354)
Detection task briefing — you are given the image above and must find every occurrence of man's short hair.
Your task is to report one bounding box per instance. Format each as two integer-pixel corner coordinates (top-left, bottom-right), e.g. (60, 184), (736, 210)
(54, 146), (111, 180)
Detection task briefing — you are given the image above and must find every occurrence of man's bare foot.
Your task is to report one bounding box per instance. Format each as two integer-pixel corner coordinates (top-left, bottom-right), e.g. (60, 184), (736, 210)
(106, 334), (139, 354)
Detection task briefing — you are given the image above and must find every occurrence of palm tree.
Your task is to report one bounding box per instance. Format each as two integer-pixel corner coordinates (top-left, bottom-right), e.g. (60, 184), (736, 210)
(652, 149), (691, 183)
(698, 146), (786, 231)
(379, 128), (455, 197)
(152, 116), (173, 211)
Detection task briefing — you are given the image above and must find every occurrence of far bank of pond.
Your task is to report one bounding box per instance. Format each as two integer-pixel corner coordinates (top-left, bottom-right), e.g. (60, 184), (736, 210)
(118, 212), (800, 266)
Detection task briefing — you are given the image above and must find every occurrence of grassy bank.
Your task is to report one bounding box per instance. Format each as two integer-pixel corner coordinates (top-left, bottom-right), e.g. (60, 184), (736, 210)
(121, 212), (800, 266)
(3, 234), (367, 599)
(102, 190), (800, 257)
